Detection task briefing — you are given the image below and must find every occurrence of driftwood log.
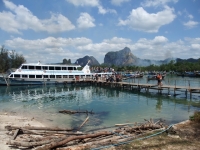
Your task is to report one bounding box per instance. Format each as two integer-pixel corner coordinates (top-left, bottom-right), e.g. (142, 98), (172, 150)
(35, 131), (113, 150)
(59, 109), (94, 114)
(5, 125), (73, 131)
(5, 118), (166, 150)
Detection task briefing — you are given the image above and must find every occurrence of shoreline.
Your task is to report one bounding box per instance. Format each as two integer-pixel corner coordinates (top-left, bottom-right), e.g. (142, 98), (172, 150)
(0, 111), (192, 150)
(0, 113), (46, 150)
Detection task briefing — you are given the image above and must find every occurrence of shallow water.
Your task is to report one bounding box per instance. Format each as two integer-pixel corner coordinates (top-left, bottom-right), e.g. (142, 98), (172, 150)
(0, 75), (200, 131)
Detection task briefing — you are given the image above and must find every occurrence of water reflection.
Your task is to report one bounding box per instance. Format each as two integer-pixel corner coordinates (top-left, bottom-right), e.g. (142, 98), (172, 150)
(0, 78), (200, 128)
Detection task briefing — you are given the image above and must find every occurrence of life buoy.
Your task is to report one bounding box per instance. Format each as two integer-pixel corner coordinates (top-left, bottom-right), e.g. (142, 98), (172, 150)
(43, 70), (46, 73)
(69, 70), (72, 73)
(18, 69), (21, 72)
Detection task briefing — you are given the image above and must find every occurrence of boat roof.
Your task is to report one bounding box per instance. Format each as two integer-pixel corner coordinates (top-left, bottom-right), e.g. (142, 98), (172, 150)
(21, 63), (82, 67)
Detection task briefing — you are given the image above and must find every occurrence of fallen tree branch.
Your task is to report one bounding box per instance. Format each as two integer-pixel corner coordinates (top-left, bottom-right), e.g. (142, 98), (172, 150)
(78, 116), (89, 130)
(11, 129), (20, 140)
(59, 110), (94, 114)
(7, 135), (67, 148)
(35, 131), (113, 150)
(5, 125), (73, 131)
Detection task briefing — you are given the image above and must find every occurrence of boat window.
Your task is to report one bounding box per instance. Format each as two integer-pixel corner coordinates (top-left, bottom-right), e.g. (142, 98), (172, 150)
(63, 75), (68, 78)
(56, 75), (62, 78)
(62, 67), (67, 70)
(14, 74), (20, 78)
(22, 75), (28, 78)
(55, 67), (61, 70)
(77, 67), (82, 70)
(81, 75), (85, 78)
(29, 75), (35, 78)
(74, 67), (77, 70)
(36, 75), (42, 78)
(49, 66), (54, 70)
(44, 75), (48, 78)
(21, 65), (27, 69)
(36, 66), (42, 70)
(68, 67), (73, 70)
(42, 66), (48, 70)
(69, 75), (74, 78)
(29, 66), (35, 69)
(86, 75), (91, 78)
(10, 74), (13, 77)
(50, 75), (55, 78)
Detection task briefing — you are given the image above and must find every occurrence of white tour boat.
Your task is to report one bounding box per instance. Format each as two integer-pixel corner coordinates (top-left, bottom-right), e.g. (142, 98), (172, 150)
(0, 61), (113, 86)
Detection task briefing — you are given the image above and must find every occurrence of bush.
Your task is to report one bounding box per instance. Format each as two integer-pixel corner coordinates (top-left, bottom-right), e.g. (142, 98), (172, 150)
(190, 111), (200, 123)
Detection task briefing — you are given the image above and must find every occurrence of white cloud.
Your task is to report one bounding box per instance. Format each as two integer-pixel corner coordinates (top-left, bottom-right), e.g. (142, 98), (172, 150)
(103, 37), (132, 44)
(188, 14), (193, 19)
(183, 20), (199, 28)
(97, 5), (107, 14)
(5, 37), (92, 49)
(153, 36), (168, 44)
(0, 11), (21, 34)
(118, 6), (176, 33)
(141, 0), (179, 7)
(111, 0), (130, 6)
(66, 0), (116, 14)
(4, 36), (200, 63)
(98, 6), (117, 14)
(66, 0), (99, 7)
(1, 0), (75, 34)
(184, 37), (200, 43)
(5, 37), (93, 63)
(191, 44), (200, 50)
(77, 13), (95, 29)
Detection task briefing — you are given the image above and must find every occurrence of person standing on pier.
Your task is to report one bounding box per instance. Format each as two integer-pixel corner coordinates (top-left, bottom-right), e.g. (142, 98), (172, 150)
(156, 73), (163, 87)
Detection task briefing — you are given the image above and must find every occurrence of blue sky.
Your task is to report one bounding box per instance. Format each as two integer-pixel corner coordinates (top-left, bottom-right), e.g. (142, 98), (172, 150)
(0, 0), (200, 64)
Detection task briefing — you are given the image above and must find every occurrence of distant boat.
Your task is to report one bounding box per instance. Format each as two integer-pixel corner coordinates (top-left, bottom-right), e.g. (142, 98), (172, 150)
(176, 71), (200, 77)
(123, 72), (143, 80)
(184, 71), (197, 77)
(147, 72), (166, 80)
(195, 71), (200, 77)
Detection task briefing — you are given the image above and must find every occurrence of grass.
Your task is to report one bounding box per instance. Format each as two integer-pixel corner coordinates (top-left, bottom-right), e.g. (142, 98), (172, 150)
(115, 133), (196, 150)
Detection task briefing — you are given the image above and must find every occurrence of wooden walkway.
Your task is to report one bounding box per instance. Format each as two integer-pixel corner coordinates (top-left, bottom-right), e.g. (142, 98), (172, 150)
(72, 79), (200, 98)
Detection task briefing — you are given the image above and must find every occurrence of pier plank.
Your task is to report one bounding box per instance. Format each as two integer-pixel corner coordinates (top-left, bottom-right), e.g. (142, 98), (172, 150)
(88, 79), (200, 97)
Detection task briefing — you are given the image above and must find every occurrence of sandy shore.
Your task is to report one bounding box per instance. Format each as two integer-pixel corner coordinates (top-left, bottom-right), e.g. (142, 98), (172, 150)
(0, 113), (45, 150)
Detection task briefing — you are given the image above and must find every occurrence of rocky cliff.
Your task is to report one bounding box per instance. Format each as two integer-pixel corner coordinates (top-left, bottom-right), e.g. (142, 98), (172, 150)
(103, 47), (173, 66)
(104, 47), (138, 66)
(76, 47), (175, 67)
(76, 55), (100, 67)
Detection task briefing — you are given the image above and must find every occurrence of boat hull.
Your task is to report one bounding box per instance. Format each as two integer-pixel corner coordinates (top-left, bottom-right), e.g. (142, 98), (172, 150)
(0, 77), (77, 86)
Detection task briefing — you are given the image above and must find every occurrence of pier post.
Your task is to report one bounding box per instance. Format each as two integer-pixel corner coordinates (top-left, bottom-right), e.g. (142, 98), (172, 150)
(188, 81), (192, 99)
(174, 80), (176, 96)
(185, 89), (188, 97)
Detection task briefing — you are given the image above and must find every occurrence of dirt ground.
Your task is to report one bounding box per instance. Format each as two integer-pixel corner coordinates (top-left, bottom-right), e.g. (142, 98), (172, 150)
(1, 113), (200, 150)
(115, 120), (200, 150)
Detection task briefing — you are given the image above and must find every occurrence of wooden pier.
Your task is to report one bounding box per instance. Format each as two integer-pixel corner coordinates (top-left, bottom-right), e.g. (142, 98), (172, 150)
(72, 78), (200, 98)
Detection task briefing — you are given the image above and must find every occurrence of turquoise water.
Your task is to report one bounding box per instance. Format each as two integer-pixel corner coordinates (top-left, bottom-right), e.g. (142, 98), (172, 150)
(0, 75), (200, 131)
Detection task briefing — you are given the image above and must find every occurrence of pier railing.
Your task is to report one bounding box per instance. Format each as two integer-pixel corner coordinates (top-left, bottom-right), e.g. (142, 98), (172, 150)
(75, 76), (200, 99)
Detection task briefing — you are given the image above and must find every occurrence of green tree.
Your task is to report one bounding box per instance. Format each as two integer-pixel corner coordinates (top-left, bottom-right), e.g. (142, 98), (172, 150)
(0, 46), (26, 72)
(68, 59), (71, 64)
(63, 58), (68, 64)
